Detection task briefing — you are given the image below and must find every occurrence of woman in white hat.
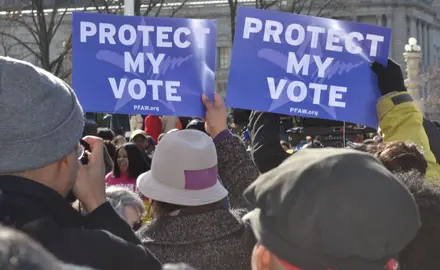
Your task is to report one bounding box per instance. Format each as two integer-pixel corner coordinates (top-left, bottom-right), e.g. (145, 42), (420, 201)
(137, 94), (260, 270)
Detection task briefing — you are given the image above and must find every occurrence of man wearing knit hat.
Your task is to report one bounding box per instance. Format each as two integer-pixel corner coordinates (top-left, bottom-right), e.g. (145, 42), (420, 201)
(0, 57), (160, 270)
(243, 148), (420, 270)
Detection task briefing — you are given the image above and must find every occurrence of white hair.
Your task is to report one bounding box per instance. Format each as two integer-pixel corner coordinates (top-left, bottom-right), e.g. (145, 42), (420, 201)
(106, 186), (145, 218)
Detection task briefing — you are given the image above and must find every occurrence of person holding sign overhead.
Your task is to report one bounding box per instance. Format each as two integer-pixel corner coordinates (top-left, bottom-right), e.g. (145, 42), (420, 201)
(249, 59), (440, 183)
(370, 59), (440, 182)
(137, 93), (259, 270)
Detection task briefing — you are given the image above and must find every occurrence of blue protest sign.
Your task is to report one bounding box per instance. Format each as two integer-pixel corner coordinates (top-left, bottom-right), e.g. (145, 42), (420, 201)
(226, 8), (391, 127)
(72, 12), (216, 117)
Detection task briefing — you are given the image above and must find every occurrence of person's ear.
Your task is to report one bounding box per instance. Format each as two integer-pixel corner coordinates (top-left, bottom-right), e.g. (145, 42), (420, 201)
(58, 153), (71, 171)
(252, 244), (272, 270)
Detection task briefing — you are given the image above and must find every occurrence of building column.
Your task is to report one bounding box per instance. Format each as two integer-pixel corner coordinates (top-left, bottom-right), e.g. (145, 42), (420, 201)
(417, 20), (422, 49)
(409, 17), (417, 38)
(386, 15), (393, 57)
(423, 23), (428, 69)
(428, 25), (432, 67)
(391, 8), (406, 65)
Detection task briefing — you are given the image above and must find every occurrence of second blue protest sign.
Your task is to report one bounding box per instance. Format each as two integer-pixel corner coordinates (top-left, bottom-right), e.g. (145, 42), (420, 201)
(226, 8), (391, 127)
(72, 12), (216, 117)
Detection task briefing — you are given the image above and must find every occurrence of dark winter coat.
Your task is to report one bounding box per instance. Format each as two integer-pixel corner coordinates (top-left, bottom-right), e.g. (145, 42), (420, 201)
(0, 175), (161, 270)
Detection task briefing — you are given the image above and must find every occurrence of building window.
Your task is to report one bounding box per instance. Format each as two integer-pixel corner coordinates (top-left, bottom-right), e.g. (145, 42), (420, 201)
(217, 47), (231, 69)
(382, 15), (387, 27)
(358, 16), (376, 26)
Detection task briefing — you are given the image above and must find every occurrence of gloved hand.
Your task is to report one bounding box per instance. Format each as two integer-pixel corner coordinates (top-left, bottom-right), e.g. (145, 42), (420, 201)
(370, 59), (407, 95)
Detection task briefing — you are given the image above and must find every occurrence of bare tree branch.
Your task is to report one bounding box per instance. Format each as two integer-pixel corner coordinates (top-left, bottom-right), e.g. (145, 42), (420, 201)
(50, 34), (72, 72)
(142, 0), (190, 18)
(307, 0), (314, 16)
(297, 0), (308, 15)
(143, 0), (162, 16)
(280, 0), (346, 16)
(60, 68), (73, 80)
(0, 31), (40, 59)
(154, 0), (166, 17)
(255, 0), (280, 9)
(0, 0), (120, 80)
(90, 0), (122, 14)
(170, 0), (190, 17)
(315, 0), (333, 16)
(0, 15), (40, 45)
(291, 0), (298, 13)
(49, 6), (69, 40)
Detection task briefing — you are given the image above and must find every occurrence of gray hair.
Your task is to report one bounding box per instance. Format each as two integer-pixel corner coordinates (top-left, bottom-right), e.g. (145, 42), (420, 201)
(106, 186), (145, 219)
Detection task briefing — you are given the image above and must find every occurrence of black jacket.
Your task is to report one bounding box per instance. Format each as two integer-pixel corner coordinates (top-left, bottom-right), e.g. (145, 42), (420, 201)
(0, 175), (162, 270)
(248, 111), (290, 173)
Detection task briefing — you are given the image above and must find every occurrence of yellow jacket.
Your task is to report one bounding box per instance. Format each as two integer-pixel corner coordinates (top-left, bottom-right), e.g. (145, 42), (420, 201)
(377, 92), (440, 184)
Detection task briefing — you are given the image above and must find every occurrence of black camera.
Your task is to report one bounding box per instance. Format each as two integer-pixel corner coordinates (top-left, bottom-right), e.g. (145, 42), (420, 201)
(80, 139), (91, 165)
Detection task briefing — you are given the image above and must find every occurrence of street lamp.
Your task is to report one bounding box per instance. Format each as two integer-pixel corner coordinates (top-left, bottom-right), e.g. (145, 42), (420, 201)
(404, 38), (422, 53)
(403, 37), (424, 112)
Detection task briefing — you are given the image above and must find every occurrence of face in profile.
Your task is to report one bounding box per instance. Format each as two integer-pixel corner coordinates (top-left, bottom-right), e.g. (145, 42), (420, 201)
(69, 146), (81, 187)
(117, 147), (129, 173)
(57, 144), (80, 196)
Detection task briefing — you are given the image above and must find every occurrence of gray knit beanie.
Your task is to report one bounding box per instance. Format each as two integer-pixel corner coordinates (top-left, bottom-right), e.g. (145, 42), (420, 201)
(0, 57), (84, 173)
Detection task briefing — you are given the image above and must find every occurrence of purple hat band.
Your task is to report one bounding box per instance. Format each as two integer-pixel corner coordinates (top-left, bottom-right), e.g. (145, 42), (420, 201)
(184, 165), (218, 190)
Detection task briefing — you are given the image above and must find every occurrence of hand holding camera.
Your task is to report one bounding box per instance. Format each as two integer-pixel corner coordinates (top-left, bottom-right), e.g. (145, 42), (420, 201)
(73, 136), (107, 213)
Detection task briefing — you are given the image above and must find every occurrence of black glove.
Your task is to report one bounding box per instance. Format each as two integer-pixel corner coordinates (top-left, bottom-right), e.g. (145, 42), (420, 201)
(370, 59), (406, 95)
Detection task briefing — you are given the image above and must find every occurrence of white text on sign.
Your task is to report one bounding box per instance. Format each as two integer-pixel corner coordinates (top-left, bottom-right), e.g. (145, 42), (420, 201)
(79, 21), (211, 101)
(242, 17), (386, 108)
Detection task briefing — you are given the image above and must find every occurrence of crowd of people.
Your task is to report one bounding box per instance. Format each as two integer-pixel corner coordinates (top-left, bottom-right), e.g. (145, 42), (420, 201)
(0, 54), (440, 270)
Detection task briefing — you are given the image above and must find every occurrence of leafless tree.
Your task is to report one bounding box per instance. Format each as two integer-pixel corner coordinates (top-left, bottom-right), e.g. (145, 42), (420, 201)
(228, 0), (348, 42)
(280, 0), (347, 17)
(142, 0), (189, 17)
(0, 0), (123, 81)
(0, 16), (31, 59)
(0, 1), (75, 79)
(228, 0), (279, 41)
(89, 0), (123, 14)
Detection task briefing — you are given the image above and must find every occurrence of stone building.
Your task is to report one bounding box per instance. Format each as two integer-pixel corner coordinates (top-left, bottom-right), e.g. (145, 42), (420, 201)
(1, 0), (440, 99)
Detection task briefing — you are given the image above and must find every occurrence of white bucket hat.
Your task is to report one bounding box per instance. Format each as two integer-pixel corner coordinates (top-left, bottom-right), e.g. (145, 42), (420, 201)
(137, 129), (228, 206)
